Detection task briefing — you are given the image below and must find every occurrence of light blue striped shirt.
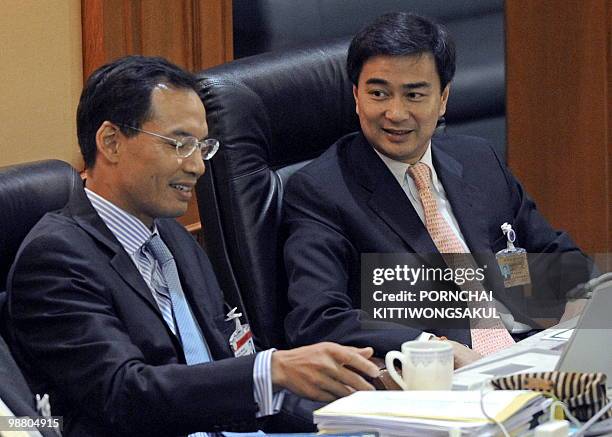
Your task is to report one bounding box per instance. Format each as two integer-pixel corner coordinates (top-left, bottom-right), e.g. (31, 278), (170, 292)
(85, 188), (284, 417)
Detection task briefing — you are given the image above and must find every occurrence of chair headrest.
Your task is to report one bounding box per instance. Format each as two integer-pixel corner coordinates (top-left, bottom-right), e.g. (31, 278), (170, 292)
(196, 37), (359, 175)
(0, 159), (80, 287)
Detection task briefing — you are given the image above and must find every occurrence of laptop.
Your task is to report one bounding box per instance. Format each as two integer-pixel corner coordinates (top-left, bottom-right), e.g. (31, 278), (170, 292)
(453, 277), (612, 390)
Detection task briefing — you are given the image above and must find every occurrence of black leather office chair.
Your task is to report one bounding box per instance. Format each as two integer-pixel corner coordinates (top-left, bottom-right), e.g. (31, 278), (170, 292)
(0, 160), (80, 336)
(196, 39), (359, 349)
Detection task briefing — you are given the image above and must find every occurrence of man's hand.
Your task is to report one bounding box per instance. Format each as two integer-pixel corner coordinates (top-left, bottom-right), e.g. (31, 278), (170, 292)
(447, 340), (482, 369)
(271, 342), (380, 402)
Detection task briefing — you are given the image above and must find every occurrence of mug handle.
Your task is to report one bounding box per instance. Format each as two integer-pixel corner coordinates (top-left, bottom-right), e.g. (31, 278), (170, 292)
(385, 350), (409, 390)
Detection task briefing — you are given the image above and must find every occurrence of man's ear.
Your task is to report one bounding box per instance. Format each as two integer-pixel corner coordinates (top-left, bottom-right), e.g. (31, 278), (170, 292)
(353, 84), (360, 115)
(95, 121), (121, 164)
(438, 84), (451, 117)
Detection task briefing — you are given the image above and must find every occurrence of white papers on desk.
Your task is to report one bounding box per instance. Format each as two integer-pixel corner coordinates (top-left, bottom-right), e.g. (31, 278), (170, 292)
(314, 390), (551, 437)
(452, 350), (561, 390)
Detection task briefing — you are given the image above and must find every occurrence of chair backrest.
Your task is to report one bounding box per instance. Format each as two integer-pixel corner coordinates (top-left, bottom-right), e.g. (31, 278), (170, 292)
(195, 39), (359, 348)
(0, 160), (80, 291)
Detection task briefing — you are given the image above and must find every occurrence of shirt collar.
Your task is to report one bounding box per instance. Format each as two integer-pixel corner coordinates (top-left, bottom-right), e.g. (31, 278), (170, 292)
(373, 141), (441, 191)
(84, 187), (157, 255)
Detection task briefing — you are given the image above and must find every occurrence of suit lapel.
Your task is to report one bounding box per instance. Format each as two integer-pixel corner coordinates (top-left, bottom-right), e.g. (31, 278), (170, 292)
(348, 133), (439, 255)
(349, 134), (493, 255)
(432, 143), (507, 299)
(432, 142), (510, 311)
(432, 144), (491, 255)
(67, 185), (167, 320)
(65, 185), (231, 359)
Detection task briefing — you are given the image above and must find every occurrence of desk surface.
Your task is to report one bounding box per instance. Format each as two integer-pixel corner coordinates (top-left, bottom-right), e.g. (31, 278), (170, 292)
(453, 319), (579, 390)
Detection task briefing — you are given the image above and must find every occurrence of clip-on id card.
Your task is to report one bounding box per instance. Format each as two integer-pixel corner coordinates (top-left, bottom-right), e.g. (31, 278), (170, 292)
(496, 222), (531, 288)
(225, 307), (256, 357)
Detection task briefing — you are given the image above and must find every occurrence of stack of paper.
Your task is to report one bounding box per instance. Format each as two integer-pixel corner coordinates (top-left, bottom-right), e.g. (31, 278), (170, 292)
(314, 390), (551, 436)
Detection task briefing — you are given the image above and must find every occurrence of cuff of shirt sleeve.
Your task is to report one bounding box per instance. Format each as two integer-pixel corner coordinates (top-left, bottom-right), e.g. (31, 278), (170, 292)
(253, 349), (285, 417)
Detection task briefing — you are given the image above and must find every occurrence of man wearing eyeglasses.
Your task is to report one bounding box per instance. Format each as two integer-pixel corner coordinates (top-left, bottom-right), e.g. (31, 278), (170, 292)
(7, 55), (379, 437)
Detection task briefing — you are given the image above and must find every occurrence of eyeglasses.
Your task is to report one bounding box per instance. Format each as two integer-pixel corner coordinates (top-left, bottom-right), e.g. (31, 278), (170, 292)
(119, 125), (219, 160)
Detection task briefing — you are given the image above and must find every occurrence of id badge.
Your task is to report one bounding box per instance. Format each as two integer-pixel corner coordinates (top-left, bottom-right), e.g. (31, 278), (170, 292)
(496, 223), (531, 288)
(225, 307), (256, 357)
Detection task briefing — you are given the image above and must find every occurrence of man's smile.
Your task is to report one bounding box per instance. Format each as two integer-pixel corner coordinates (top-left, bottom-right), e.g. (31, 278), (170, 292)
(381, 127), (415, 140)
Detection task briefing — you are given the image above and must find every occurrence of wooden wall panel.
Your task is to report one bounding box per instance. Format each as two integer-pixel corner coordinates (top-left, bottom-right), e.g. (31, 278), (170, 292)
(505, 0), (610, 257)
(196, 0), (234, 67)
(608, 0), (612, 270)
(81, 0), (233, 229)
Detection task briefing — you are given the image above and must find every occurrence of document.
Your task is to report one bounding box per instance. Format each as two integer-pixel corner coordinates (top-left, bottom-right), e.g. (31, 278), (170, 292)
(314, 390), (551, 436)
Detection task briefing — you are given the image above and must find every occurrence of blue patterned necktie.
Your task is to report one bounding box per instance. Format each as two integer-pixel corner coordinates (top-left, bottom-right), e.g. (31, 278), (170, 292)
(146, 234), (211, 437)
(145, 234), (212, 365)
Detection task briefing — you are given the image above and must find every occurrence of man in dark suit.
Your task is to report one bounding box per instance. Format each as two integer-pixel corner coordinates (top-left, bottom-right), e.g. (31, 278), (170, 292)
(7, 56), (380, 436)
(283, 13), (593, 361)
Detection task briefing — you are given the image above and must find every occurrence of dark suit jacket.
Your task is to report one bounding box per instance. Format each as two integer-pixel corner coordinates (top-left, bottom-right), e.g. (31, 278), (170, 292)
(283, 132), (592, 356)
(0, 333), (56, 437)
(7, 185), (264, 436)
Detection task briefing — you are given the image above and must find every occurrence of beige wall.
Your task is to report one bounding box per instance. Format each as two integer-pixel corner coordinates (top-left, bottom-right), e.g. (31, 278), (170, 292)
(0, 0), (83, 168)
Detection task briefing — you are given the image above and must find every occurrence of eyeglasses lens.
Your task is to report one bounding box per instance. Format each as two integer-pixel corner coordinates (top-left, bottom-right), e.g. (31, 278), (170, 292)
(176, 137), (218, 160)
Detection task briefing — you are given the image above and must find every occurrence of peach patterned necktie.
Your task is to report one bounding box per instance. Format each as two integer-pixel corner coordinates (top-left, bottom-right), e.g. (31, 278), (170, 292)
(407, 162), (514, 356)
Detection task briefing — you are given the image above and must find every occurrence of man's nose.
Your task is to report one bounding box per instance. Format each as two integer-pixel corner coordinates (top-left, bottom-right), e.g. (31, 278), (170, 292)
(182, 150), (206, 177)
(384, 97), (410, 122)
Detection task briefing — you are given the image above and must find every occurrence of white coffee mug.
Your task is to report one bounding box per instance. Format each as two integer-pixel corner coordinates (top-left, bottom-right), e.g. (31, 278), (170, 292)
(385, 340), (453, 390)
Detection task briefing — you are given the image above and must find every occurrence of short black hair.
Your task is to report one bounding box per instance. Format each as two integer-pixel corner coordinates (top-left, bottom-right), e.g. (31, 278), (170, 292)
(76, 55), (198, 168)
(347, 12), (456, 90)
